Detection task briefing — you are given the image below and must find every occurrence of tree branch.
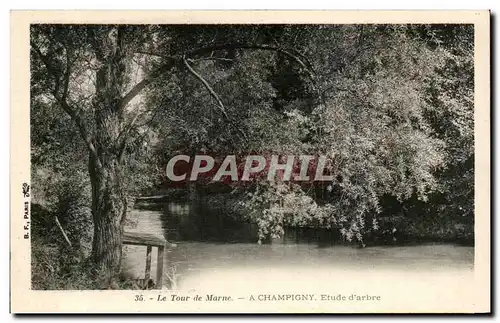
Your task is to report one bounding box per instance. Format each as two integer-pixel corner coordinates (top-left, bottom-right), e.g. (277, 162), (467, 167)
(189, 43), (319, 104)
(123, 42), (318, 144)
(116, 110), (144, 164)
(134, 108), (161, 129)
(118, 79), (150, 111)
(188, 57), (234, 63)
(187, 43), (317, 81)
(55, 216), (72, 247)
(182, 54), (247, 141)
(31, 40), (102, 170)
(62, 47), (71, 101)
(138, 43), (317, 82)
(181, 43), (321, 141)
(182, 54), (230, 120)
(117, 58), (176, 111)
(135, 50), (175, 58)
(57, 98), (101, 166)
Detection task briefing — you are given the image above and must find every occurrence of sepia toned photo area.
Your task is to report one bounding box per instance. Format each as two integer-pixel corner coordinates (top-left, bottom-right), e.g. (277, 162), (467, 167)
(30, 24), (474, 293)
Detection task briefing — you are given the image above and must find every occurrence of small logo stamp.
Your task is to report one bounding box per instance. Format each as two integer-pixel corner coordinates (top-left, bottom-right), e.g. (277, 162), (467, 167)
(22, 183), (30, 198)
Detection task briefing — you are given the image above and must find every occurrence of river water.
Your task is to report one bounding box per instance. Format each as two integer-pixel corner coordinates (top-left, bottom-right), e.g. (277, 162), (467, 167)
(122, 202), (474, 296)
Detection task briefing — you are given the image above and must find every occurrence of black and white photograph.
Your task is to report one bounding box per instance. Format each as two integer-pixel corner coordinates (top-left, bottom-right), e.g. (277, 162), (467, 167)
(10, 10), (490, 313)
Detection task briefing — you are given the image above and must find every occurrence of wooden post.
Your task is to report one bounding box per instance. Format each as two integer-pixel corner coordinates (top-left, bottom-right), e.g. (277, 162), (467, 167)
(122, 231), (174, 290)
(145, 245), (152, 282)
(156, 245), (165, 289)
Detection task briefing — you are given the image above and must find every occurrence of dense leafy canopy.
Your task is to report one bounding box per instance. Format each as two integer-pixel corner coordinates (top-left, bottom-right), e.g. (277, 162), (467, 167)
(31, 24), (474, 252)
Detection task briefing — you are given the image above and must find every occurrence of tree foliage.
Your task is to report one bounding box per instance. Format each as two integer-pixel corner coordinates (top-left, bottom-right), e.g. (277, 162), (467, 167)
(31, 23), (474, 279)
(147, 25), (472, 243)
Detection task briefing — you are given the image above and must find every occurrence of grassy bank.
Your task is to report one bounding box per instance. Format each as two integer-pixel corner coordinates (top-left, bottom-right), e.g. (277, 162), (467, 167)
(31, 203), (144, 290)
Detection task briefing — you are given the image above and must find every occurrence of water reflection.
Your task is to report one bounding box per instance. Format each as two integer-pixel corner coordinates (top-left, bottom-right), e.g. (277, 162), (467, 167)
(123, 202), (474, 291)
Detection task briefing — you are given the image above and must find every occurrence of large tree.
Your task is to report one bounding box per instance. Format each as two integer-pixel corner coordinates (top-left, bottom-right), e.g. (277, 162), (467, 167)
(31, 24), (471, 281)
(30, 24), (318, 281)
(148, 25), (456, 244)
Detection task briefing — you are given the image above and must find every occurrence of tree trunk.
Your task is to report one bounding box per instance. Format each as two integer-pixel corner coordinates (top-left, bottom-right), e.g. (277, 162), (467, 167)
(87, 27), (131, 283)
(89, 152), (128, 283)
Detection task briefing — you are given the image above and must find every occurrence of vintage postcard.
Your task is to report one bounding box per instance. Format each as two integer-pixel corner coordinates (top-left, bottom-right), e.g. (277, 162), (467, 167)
(10, 10), (490, 313)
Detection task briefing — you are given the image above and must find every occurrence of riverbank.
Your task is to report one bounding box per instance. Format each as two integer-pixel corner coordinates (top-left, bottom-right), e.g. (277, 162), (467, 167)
(134, 191), (474, 247)
(31, 202), (151, 290)
(122, 215), (474, 292)
(121, 200), (474, 291)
